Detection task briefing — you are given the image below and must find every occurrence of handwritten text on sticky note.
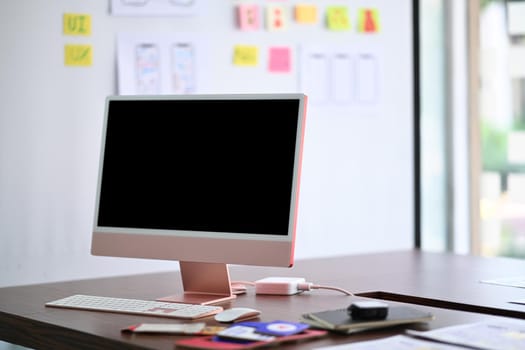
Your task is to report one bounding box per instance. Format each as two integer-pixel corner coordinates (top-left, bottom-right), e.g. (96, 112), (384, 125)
(65, 44), (93, 66)
(63, 13), (91, 36)
(327, 6), (350, 31)
(233, 45), (259, 66)
(238, 4), (260, 31)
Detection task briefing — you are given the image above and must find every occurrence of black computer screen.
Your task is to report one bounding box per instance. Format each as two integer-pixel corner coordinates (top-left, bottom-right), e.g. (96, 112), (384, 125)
(97, 98), (300, 236)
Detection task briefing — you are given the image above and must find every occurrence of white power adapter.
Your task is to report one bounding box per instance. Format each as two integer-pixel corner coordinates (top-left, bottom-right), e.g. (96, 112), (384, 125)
(254, 277), (308, 295)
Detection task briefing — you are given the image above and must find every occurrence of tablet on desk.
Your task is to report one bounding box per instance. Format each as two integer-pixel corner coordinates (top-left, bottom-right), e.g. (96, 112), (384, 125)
(301, 305), (434, 334)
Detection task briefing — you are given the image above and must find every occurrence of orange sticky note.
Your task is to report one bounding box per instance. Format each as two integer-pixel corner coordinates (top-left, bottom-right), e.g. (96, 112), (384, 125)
(237, 4), (260, 31)
(268, 47), (291, 73)
(358, 9), (381, 33)
(266, 5), (287, 31)
(326, 6), (350, 31)
(63, 13), (91, 36)
(64, 44), (93, 66)
(295, 4), (317, 24)
(233, 45), (259, 66)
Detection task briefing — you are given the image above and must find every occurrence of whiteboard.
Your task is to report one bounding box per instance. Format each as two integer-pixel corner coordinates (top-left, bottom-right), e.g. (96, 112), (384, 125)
(0, 0), (418, 287)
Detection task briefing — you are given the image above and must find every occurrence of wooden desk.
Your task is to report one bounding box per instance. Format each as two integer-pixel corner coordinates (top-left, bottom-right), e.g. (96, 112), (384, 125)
(275, 250), (525, 318)
(1, 250), (525, 349)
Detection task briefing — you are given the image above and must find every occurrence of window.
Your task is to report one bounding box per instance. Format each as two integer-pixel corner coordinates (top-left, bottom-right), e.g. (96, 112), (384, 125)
(477, 0), (525, 258)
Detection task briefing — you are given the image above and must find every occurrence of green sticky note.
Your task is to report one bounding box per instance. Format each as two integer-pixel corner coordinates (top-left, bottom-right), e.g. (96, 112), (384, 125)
(327, 6), (350, 31)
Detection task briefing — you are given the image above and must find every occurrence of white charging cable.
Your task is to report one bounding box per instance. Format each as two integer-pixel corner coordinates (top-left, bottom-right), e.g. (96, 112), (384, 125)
(296, 282), (354, 296)
(232, 277), (354, 296)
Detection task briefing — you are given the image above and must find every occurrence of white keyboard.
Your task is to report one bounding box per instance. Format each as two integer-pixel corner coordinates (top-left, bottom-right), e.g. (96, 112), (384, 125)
(45, 294), (223, 320)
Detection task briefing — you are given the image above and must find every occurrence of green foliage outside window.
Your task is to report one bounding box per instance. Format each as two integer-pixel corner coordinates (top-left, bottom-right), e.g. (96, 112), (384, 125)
(481, 119), (525, 172)
(481, 120), (508, 171)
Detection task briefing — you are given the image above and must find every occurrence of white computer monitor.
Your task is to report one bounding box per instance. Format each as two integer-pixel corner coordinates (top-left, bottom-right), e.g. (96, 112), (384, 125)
(92, 93), (307, 305)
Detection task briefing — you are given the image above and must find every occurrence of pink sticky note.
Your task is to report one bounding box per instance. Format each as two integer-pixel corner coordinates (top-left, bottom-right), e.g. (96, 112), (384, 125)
(268, 47), (291, 73)
(238, 4), (260, 31)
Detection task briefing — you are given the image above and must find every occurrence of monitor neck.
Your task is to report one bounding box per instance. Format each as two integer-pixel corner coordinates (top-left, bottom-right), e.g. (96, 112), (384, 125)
(156, 261), (236, 305)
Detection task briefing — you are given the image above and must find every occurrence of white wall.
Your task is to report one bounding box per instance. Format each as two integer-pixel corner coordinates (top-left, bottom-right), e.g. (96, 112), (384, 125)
(0, 0), (416, 287)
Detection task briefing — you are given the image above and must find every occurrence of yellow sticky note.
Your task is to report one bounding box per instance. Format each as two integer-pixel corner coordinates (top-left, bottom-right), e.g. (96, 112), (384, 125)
(358, 9), (381, 33)
(65, 44), (93, 66)
(233, 45), (258, 66)
(63, 13), (91, 36)
(295, 4), (317, 24)
(327, 6), (350, 31)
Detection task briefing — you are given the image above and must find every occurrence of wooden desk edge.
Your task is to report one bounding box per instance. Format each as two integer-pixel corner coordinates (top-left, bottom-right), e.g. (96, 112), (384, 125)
(358, 291), (525, 319)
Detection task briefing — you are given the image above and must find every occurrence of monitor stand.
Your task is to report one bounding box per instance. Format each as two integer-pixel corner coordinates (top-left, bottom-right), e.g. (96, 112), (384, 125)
(157, 261), (237, 305)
